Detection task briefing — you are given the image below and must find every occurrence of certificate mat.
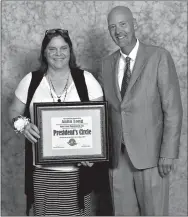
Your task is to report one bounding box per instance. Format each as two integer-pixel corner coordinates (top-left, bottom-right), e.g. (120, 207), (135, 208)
(33, 101), (108, 165)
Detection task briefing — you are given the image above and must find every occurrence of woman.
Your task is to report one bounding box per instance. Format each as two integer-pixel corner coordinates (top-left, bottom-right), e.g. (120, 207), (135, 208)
(8, 29), (104, 216)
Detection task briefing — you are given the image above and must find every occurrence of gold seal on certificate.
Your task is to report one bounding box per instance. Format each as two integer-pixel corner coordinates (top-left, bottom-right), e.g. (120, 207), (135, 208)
(33, 101), (109, 166)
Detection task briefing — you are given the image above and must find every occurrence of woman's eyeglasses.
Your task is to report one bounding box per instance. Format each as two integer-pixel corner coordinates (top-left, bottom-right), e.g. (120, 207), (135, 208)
(45, 29), (68, 35)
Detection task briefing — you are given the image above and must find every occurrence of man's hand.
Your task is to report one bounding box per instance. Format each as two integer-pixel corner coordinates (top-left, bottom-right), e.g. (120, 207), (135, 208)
(158, 157), (174, 178)
(77, 161), (94, 167)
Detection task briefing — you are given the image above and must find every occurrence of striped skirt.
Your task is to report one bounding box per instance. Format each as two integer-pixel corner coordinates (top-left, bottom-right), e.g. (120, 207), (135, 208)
(33, 167), (92, 216)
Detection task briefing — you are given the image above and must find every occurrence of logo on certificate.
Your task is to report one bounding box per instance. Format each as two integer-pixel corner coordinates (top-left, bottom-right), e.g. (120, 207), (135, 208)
(67, 138), (77, 146)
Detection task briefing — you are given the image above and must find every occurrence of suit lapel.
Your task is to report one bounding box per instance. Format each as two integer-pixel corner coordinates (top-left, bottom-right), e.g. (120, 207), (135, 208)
(122, 42), (148, 104)
(112, 51), (122, 102)
(103, 50), (121, 111)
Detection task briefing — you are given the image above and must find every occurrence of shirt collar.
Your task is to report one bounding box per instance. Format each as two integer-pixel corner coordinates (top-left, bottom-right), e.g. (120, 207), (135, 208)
(120, 39), (139, 61)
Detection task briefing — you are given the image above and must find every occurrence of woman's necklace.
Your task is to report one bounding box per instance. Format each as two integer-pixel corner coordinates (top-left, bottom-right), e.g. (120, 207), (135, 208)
(47, 73), (69, 102)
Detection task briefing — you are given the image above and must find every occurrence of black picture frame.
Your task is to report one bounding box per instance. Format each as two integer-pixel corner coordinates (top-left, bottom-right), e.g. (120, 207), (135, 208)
(33, 101), (109, 166)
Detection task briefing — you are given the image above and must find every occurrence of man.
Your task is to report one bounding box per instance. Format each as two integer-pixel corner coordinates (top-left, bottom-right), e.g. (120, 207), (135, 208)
(98, 6), (183, 216)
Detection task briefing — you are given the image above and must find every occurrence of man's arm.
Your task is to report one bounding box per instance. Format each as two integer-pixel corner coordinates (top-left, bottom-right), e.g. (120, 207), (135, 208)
(96, 60), (104, 89)
(157, 49), (183, 176)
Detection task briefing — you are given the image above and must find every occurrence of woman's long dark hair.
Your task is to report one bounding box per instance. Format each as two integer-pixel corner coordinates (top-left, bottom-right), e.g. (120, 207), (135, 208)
(38, 29), (78, 74)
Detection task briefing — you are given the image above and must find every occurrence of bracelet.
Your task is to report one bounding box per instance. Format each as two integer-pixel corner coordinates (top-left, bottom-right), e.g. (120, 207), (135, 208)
(12, 115), (30, 134)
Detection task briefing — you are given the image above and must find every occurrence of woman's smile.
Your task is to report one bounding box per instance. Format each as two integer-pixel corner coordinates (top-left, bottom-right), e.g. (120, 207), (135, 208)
(45, 36), (70, 69)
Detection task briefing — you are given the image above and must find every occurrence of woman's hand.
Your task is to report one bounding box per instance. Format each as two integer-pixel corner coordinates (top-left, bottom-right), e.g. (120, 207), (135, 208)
(23, 123), (40, 144)
(77, 161), (94, 167)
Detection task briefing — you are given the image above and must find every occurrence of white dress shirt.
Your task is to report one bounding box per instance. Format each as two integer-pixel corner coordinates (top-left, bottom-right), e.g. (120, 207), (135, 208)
(118, 39), (139, 89)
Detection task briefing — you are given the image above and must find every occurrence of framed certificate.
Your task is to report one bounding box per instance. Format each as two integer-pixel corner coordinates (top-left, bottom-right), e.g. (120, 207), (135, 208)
(33, 101), (109, 166)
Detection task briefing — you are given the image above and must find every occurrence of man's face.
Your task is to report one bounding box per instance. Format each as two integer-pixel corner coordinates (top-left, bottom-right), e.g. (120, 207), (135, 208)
(108, 9), (135, 49)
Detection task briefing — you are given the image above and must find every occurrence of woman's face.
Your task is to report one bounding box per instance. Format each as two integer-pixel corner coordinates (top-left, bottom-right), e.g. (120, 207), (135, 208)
(45, 36), (70, 70)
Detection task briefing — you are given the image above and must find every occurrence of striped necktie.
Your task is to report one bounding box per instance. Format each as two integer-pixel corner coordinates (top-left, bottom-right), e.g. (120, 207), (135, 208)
(121, 56), (131, 98)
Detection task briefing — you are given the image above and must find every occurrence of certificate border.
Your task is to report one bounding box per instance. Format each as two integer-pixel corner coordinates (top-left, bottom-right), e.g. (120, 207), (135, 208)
(33, 101), (109, 165)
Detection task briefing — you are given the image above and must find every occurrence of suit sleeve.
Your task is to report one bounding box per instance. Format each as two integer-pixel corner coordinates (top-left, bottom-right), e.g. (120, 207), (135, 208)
(96, 60), (104, 89)
(157, 50), (183, 159)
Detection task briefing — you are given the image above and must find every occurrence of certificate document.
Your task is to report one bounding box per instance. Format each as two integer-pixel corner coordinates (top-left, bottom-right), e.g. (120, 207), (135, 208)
(51, 116), (92, 149)
(34, 101), (109, 165)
